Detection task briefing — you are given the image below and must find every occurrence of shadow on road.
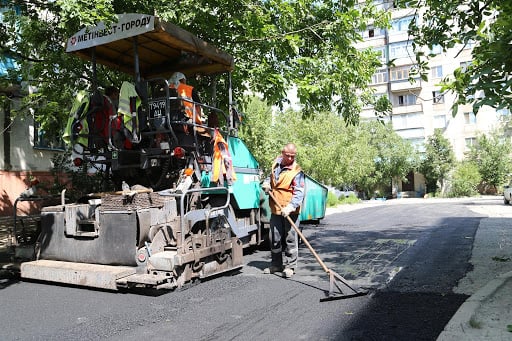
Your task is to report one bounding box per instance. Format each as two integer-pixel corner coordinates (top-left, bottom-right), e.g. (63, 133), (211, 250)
(0, 261), (20, 290)
(334, 291), (469, 340)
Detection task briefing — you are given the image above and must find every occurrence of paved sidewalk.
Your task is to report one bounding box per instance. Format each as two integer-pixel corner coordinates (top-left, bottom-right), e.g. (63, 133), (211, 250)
(437, 199), (512, 340)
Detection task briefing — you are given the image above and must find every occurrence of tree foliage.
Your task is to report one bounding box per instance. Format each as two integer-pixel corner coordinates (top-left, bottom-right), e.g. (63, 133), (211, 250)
(238, 96), (280, 174)
(238, 97), (418, 197)
(467, 132), (512, 189)
(368, 120), (419, 191)
(420, 129), (455, 194)
(271, 108), (377, 187)
(398, 0), (512, 116)
(0, 0), (391, 139)
(448, 161), (480, 198)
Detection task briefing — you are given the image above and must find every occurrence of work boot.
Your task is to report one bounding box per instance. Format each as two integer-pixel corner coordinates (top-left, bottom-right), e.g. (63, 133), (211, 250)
(283, 268), (294, 278)
(263, 265), (283, 274)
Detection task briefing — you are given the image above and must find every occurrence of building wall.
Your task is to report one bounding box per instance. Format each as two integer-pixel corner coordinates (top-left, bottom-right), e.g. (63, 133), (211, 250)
(0, 170), (63, 217)
(1, 103), (66, 216)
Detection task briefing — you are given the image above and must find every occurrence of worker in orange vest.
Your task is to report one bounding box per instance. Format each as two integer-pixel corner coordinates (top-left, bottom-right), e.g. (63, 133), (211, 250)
(262, 143), (305, 279)
(169, 72), (204, 126)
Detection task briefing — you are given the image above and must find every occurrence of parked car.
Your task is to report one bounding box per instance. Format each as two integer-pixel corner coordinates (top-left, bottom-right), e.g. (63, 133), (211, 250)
(328, 187), (358, 199)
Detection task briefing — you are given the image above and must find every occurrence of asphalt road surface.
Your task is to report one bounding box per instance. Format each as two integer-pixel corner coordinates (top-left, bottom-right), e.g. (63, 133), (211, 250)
(0, 198), (490, 340)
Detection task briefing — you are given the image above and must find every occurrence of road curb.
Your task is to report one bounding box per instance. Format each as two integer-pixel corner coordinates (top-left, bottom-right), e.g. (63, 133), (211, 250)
(437, 270), (512, 340)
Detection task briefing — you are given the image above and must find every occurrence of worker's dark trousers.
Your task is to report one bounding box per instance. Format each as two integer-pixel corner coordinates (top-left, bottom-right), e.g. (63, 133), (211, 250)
(269, 213), (299, 269)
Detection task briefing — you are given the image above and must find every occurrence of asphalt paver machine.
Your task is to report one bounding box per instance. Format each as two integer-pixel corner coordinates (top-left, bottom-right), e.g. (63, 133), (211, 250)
(21, 13), (266, 290)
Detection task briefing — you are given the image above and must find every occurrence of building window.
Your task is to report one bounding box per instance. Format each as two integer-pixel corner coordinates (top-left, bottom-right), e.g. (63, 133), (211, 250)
(392, 112), (423, 130)
(497, 108), (510, 117)
(364, 93), (387, 109)
(432, 91), (444, 104)
(390, 65), (414, 81)
(433, 114), (447, 128)
(33, 120), (65, 151)
(396, 93), (417, 106)
(464, 112), (476, 124)
(371, 68), (388, 84)
(390, 16), (414, 34)
(408, 138), (426, 153)
(429, 44), (443, 55)
(373, 93), (386, 103)
(463, 40), (476, 49)
(465, 137), (476, 149)
(389, 41), (414, 59)
(431, 65), (443, 79)
(460, 61), (471, 72)
(374, 46), (387, 63)
(372, 0), (394, 10)
(361, 26), (385, 39)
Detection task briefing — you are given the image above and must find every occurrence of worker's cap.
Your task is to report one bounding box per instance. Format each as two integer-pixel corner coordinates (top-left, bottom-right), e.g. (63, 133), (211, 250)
(169, 72), (186, 88)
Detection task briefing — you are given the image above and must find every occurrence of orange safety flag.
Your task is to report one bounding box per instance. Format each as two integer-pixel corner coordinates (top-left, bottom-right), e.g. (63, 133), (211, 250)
(212, 128), (237, 186)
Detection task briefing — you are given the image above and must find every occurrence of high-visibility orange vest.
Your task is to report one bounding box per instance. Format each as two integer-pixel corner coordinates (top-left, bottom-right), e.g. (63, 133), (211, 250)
(171, 83), (203, 125)
(212, 129), (237, 186)
(269, 161), (302, 215)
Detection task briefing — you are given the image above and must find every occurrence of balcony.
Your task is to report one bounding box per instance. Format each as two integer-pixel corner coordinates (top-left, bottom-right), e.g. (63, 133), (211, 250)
(392, 103), (423, 115)
(390, 78), (422, 92)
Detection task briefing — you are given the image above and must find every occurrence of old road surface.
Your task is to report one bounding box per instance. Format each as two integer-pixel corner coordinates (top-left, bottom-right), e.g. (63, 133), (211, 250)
(0, 197), (501, 340)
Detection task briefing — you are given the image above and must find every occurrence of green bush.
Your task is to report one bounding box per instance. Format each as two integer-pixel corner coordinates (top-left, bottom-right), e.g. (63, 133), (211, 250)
(448, 161), (481, 197)
(339, 193), (360, 204)
(327, 192), (361, 207)
(327, 191), (339, 207)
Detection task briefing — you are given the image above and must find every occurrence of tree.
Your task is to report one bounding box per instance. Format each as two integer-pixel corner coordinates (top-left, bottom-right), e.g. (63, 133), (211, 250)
(373, 95), (392, 120)
(238, 96), (279, 174)
(1, 2), (130, 140)
(467, 132), (512, 191)
(365, 121), (419, 196)
(420, 129), (455, 194)
(448, 161), (480, 198)
(270, 108), (377, 187)
(252, 108), (418, 197)
(0, 0), (392, 141)
(398, 0), (512, 116)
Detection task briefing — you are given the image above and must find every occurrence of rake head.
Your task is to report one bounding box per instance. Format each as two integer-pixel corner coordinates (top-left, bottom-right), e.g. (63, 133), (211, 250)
(320, 270), (369, 302)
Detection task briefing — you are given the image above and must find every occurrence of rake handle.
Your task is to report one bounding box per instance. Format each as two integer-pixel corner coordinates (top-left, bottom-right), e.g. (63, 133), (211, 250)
(268, 191), (330, 274)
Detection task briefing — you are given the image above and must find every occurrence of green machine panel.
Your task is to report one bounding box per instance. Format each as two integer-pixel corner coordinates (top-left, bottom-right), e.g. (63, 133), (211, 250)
(228, 136), (262, 210)
(300, 175), (327, 222)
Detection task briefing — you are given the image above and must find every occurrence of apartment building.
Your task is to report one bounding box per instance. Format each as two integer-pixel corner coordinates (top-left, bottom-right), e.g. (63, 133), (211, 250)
(356, 3), (505, 196)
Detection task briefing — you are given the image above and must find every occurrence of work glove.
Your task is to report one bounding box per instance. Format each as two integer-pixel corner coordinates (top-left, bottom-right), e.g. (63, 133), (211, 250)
(281, 204), (295, 217)
(261, 182), (271, 193)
